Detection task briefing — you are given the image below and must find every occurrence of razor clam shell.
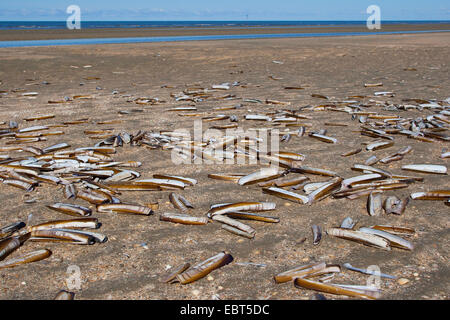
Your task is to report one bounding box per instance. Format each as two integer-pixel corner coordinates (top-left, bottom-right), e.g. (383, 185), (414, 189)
(0, 222), (26, 238)
(161, 263), (191, 283)
(152, 174), (197, 186)
(28, 218), (100, 232)
(238, 167), (280, 186)
(359, 227), (413, 250)
(401, 164), (447, 174)
(160, 213), (209, 225)
(326, 227), (391, 250)
(370, 225), (415, 236)
(309, 133), (337, 144)
(221, 224), (255, 239)
(367, 192), (383, 216)
(78, 188), (112, 204)
(0, 237), (21, 261)
(2, 179), (35, 192)
(97, 203), (153, 216)
(340, 217), (357, 229)
(53, 228), (107, 243)
(54, 290), (75, 300)
(0, 249), (52, 269)
(64, 183), (77, 199)
(366, 141), (394, 152)
(351, 164), (392, 178)
(289, 166), (338, 177)
(47, 203), (92, 217)
(307, 177), (342, 204)
(30, 229), (95, 245)
(262, 187), (309, 204)
(274, 262), (327, 283)
(383, 196), (400, 214)
(410, 190), (450, 200)
(207, 202), (276, 217)
(169, 193), (188, 212)
(311, 225), (322, 245)
(212, 215), (255, 235)
(293, 277), (377, 300)
(175, 252), (233, 284)
(134, 178), (186, 189)
(225, 211), (279, 223)
(341, 173), (383, 190)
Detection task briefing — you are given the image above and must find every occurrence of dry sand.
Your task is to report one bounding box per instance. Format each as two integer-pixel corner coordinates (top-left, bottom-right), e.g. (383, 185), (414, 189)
(0, 32), (449, 300)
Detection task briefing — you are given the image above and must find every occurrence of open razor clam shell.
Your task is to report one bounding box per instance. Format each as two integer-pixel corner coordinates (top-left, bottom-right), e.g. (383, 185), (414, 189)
(169, 193), (186, 212)
(307, 177), (342, 204)
(293, 277), (378, 300)
(221, 224), (255, 239)
(359, 227), (414, 250)
(263, 187), (309, 204)
(259, 176), (309, 188)
(63, 183), (77, 199)
(212, 215), (256, 237)
(274, 262), (327, 283)
(175, 251), (233, 285)
(160, 213), (209, 225)
(162, 263), (191, 283)
(326, 228), (391, 250)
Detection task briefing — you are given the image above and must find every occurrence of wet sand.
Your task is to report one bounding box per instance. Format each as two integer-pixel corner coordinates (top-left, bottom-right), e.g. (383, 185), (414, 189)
(1, 23), (450, 41)
(0, 32), (449, 300)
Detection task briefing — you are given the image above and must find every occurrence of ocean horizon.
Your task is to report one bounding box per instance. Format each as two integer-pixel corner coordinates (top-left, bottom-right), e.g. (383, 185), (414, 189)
(1, 20), (450, 30)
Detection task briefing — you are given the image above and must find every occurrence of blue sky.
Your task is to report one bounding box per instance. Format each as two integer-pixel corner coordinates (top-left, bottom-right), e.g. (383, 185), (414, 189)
(0, 0), (449, 21)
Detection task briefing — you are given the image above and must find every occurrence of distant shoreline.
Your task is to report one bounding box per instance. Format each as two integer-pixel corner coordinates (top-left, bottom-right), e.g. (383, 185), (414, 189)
(1, 23), (450, 42)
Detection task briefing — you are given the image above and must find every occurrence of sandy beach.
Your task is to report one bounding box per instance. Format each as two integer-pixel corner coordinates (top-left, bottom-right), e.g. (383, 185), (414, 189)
(0, 31), (449, 300)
